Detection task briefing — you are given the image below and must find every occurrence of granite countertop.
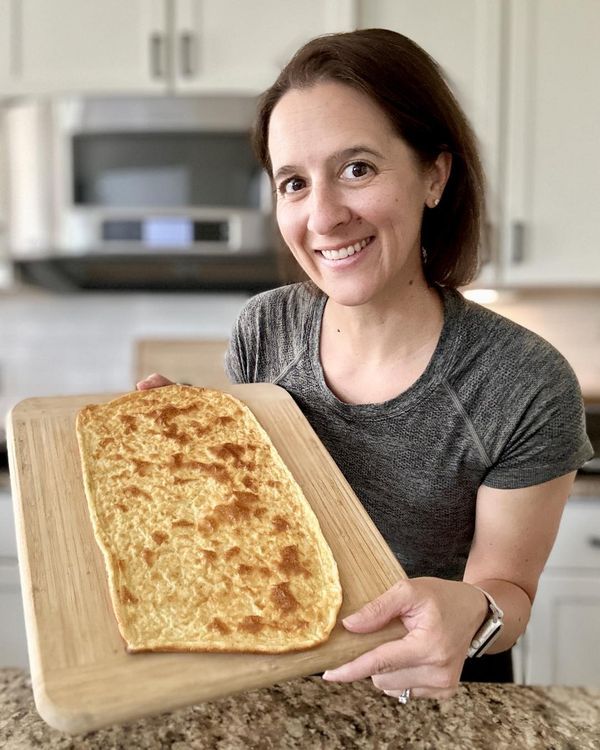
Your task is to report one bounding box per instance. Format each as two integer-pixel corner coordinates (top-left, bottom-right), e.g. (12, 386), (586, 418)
(1, 669), (599, 749)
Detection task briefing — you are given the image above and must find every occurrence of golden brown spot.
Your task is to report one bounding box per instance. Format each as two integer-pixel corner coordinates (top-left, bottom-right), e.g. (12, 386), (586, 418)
(119, 415), (137, 434)
(277, 545), (310, 578)
(172, 519), (194, 528)
(164, 423), (192, 445)
(120, 586), (138, 605)
(115, 502), (129, 512)
(272, 515), (290, 532)
(149, 403), (198, 427)
(217, 416), (235, 425)
(210, 617), (231, 634)
(212, 495), (254, 524)
(253, 507), (267, 519)
(200, 548), (217, 561)
(270, 581), (300, 614)
(233, 490), (260, 503)
(173, 477), (195, 485)
(151, 531), (169, 545)
(266, 480), (282, 488)
(225, 546), (241, 559)
(259, 566), (270, 576)
(116, 558), (127, 573)
(239, 615), (264, 634)
(209, 442), (246, 466)
(242, 475), (257, 490)
(99, 437), (114, 449)
(131, 459), (152, 476)
(125, 485), (152, 502)
(190, 420), (211, 437)
(237, 564), (253, 575)
(142, 548), (155, 567)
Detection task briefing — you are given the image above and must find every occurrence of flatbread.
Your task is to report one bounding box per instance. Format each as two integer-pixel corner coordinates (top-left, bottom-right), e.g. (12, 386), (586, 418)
(76, 385), (342, 653)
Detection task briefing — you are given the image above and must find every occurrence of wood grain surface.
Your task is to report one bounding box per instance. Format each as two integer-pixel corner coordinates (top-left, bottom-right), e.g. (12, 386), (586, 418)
(8, 384), (407, 734)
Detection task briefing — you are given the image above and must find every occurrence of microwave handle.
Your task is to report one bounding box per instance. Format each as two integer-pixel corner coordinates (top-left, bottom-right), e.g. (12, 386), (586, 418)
(150, 33), (166, 79)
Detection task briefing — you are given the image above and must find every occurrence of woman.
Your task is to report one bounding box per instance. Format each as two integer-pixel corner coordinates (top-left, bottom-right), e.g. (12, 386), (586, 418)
(138, 29), (593, 701)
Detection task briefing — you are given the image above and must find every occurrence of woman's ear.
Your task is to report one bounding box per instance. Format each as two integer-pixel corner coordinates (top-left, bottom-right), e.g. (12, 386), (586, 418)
(427, 151), (452, 206)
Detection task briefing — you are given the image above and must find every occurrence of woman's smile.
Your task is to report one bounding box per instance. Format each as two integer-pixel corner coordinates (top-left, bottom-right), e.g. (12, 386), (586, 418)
(316, 235), (375, 263)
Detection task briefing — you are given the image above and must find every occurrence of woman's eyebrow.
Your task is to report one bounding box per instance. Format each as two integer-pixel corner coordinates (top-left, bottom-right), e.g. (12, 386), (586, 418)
(272, 145), (385, 182)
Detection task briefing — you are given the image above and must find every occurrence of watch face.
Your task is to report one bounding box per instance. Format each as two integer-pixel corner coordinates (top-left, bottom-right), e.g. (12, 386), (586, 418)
(470, 620), (503, 658)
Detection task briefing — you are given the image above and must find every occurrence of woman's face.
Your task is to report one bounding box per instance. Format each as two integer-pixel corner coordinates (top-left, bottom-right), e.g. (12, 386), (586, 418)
(268, 81), (449, 307)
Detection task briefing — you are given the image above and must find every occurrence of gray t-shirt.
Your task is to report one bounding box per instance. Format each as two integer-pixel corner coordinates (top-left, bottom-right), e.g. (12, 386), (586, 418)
(224, 282), (593, 580)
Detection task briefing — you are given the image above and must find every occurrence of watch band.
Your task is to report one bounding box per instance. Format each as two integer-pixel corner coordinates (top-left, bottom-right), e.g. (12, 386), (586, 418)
(467, 586), (504, 658)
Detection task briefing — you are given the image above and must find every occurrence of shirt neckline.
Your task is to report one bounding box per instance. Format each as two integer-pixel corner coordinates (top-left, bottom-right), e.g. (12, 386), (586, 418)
(306, 284), (464, 419)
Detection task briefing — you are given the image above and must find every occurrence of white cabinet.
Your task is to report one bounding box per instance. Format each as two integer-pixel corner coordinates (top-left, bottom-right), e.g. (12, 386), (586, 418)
(0, 0), (11, 96)
(524, 498), (600, 686)
(172, 0), (354, 93)
(501, 0), (600, 286)
(1, 0), (354, 97)
(0, 483), (29, 669)
(4, 0), (168, 94)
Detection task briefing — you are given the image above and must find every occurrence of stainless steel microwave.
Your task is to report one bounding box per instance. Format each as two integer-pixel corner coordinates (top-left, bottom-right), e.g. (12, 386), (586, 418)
(6, 96), (272, 261)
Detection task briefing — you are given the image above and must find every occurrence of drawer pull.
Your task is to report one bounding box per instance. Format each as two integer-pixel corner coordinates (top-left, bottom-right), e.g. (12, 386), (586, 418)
(588, 536), (600, 548)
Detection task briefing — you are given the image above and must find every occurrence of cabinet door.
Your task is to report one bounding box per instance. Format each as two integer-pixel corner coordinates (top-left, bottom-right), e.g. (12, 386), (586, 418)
(172, 0), (355, 93)
(9, 0), (168, 94)
(525, 574), (600, 687)
(502, 0), (600, 285)
(0, 0), (12, 96)
(356, 0), (502, 284)
(0, 563), (29, 669)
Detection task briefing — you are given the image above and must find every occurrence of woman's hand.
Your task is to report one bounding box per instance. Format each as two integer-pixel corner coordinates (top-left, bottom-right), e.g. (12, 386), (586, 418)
(136, 373), (175, 390)
(322, 577), (488, 700)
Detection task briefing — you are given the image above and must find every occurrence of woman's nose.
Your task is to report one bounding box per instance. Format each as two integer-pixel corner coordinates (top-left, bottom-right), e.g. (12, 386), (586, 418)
(306, 184), (352, 236)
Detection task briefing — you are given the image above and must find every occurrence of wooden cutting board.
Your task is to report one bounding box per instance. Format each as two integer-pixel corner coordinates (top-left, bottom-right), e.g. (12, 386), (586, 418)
(8, 384), (407, 734)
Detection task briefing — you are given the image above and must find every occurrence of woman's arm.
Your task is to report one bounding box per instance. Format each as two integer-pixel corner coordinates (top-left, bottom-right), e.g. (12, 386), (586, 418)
(321, 471), (577, 699)
(463, 470), (576, 653)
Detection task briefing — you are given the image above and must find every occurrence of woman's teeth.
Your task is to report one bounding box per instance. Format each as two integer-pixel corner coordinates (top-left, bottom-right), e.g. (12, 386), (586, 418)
(319, 236), (372, 260)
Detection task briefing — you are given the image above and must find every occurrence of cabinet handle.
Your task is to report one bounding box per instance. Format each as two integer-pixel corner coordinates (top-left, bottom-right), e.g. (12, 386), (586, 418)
(150, 33), (165, 79)
(588, 536), (600, 549)
(180, 33), (195, 78)
(511, 221), (525, 264)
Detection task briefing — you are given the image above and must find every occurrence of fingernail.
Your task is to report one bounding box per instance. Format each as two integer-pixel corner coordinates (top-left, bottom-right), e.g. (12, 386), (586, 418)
(322, 670), (335, 680)
(342, 613), (360, 626)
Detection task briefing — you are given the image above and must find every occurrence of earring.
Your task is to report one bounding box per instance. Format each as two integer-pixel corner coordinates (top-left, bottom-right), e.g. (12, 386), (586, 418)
(421, 246), (428, 265)
(433, 197), (440, 207)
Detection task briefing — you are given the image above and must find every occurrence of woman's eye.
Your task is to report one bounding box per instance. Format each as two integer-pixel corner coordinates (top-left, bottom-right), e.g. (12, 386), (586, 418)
(341, 161), (372, 180)
(281, 177), (306, 194)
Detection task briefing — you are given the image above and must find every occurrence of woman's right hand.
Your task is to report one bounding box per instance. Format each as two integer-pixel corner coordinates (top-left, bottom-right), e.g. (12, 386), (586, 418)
(136, 372), (175, 390)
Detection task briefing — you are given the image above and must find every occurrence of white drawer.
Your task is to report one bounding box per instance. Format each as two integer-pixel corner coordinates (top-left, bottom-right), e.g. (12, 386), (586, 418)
(0, 486), (18, 558)
(0, 561), (29, 669)
(545, 498), (600, 570)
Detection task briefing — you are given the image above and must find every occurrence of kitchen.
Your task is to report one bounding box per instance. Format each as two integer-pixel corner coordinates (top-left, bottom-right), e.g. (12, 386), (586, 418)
(1, 0), (600, 746)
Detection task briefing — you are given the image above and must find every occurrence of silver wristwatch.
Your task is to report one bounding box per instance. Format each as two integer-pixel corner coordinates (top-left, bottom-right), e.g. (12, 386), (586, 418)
(467, 586), (504, 658)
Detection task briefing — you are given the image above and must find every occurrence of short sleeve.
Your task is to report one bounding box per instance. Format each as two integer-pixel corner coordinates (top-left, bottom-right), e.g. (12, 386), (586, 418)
(483, 359), (593, 489)
(224, 313), (251, 384)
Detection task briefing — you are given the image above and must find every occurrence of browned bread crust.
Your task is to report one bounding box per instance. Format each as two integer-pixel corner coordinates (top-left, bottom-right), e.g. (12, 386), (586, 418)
(76, 385), (342, 653)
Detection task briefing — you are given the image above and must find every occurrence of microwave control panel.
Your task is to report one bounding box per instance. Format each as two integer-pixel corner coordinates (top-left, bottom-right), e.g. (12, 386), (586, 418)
(101, 218), (229, 247)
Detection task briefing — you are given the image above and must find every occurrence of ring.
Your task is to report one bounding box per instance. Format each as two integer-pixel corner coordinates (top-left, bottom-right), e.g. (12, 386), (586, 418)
(397, 688), (411, 705)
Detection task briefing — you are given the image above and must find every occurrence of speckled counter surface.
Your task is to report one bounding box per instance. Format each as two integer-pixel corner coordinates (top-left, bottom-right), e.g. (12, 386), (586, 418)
(1, 670), (599, 750)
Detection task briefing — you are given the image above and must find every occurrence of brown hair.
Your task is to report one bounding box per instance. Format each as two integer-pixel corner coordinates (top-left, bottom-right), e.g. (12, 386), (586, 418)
(253, 28), (487, 288)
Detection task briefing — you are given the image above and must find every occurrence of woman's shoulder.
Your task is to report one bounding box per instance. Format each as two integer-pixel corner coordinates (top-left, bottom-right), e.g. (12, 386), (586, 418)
(449, 290), (579, 389)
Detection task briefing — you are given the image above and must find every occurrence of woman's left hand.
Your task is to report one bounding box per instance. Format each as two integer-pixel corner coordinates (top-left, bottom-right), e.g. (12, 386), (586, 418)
(322, 577), (488, 700)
